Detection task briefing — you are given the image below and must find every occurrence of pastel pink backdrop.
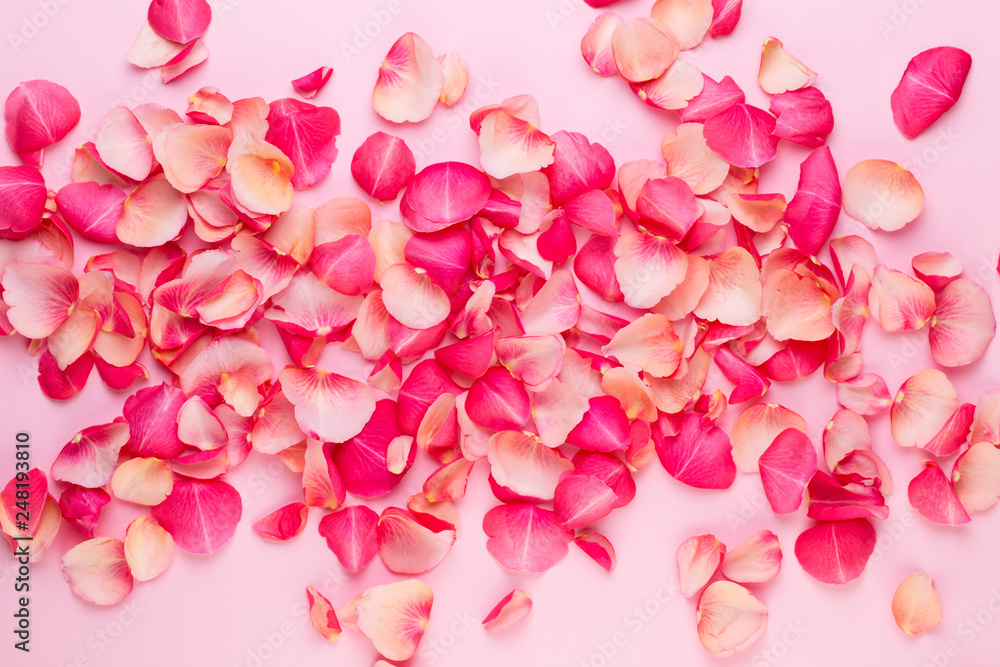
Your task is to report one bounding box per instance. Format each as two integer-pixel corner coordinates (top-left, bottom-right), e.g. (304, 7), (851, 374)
(2, 0), (1000, 665)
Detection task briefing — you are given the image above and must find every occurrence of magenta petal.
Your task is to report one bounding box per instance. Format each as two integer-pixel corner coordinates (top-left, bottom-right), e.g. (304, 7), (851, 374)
(351, 131), (415, 201)
(553, 475), (616, 530)
(709, 0), (744, 37)
(265, 98), (341, 189)
(467, 367), (531, 431)
(925, 403), (975, 457)
(567, 395), (630, 453)
(574, 235), (624, 301)
(318, 505), (379, 572)
(4, 469), (47, 535)
(543, 130), (615, 205)
(908, 462), (971, 526)
(890, 47), (972, 138)
(150, 479), (242, 554)
(4, 80), (81, 164)
(758, 428), (817, 514)
(401, 162), (491, 232)
(38, 349), (92, 400)
(405, 226), (472, 296)
(784, 146), (841, 256)
(769, 87), (834, 148)
(333, 400), (412, 498)
(807, 471), (888, 521)
(292, 66), (333, 99)
(123, 383), (186, 458)
(794, 519), (876, 585)
(396, 359), (463, 435)
(252, 502), (308, 541)
(714, 346), (770, 404)
(571, 451), (636, 508)
(482, 504), (573, 573)
(55, 181), (126, 244)
(0, 166), (47, 237)
(703, 103), (777, 169)
(654, 412), (736, 489)
(676, 74), (744, 123)
(58, 486), (110, 538)
(147, 0), (212, 43)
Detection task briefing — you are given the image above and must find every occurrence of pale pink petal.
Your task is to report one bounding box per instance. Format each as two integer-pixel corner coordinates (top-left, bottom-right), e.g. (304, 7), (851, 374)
(892, 572), (943, 635)
(493, 335), (562, 389)
(530, 378), (589, 448)
(377, 507), (455, 574)
(731, 403), (807, 473)
(929, 278), (995, 367)
(908, 462), (970, 525)
(279, 366), (375, 443)
(758, 428), (817, 514)
(397, 359), (463, 435)
(150, 479), (242, 554)
(477, 108), (555, 179)
(178, 336), (273, 406)
(891, 47), (972, 138)
(52, 423), (129, 488)
(111, 457), (173, 505)
(401, 161), (491, 232)
(268, 272), (363, 338)
(911, 251), (962, 291)
(654, 412), (736, 488)
(696, 581), (767, 656)
(953, 442), (1000, 513)
(292, 66), (333, 99)
(518, 269), (582, 334)
(61, 537), (133, 605)
(614, 231), (688, 309)
(720, 530), (782, 584)
(677, 534), (725, 598)
(153, 124), (231, 193)
(836, 373), (892, 416)
(843, 160), (924, 232)
(265, 98), (340, 189)
(582, 13), (623, 76)
(252, 502), (308, 542)
(436, 53), (468, 106)
(630, 58), (705, 111)
(127, 21), (185, 68)
(763, 269), (835, 341)
(4, 80), (81, 166)
(226, 136), (294, 215)
(822, 409), (871, 471)
(972, 391), (1000, 445)
(891, 369), (959, 449)
(1, 262), (77, 338)
(378, 263), (450, 330)
(482, 589), (532, 631)
(703, 103), (777, 169)
(601, 313), (680, 378)
(373, 33), (444, 123)
(794, 518), (876, 585)
(123, 517), (174, 582)
(651, 0), (713, 50)
(834, 449), (893, 496)
(693, 247), (762, 325)
(319, 505), (379, 572)
(611, 18), (679, 83)
(117, 174), (189, 247)
(94, 106), (153, 180)
(306, 585), (342, 642)
(869, 265), (935, 332)
(758, 37), (817, 94)
(660, 123), (729, 196)
(483, 504), (573, 572)
(355, 579), (434, 661)
(785, 146), (841, 255)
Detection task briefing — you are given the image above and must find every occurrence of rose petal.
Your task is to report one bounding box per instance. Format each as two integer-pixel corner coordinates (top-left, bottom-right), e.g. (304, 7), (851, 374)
(677, 534), (725, 598)
(696, 581), (768, 656)
(794, 519), (876, 585)
(842, 160), (923, 232)
(891, 47), (972, 138)
(908, 461), (970, 525)
(61, 537), (133, 605)
(758, 428), (817, 514)
(720, 530), (782, 584)
(373, 33), (444, 123)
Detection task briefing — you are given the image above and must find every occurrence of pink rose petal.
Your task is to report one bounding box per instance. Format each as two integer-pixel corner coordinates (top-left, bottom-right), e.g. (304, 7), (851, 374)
(908, 461), (970, 526)
(842, 160), (923, 232)
(720, 530), (782, 584)
(677, 534), (725, 598)
(373, 33), (444, 123)
(150, 479), (242, 554)
(61, 537), (133, 606)
(891, 47), (972, 138)
(482, 503), (573, 573)
(794, 518), (876, 585)
(696, 581), (767, 656)
(5, 80), (81, 166)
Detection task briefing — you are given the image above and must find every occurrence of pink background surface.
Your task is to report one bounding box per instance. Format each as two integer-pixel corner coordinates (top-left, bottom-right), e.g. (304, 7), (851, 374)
(2, 0), (1000, 665)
